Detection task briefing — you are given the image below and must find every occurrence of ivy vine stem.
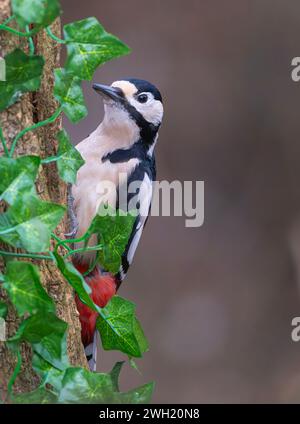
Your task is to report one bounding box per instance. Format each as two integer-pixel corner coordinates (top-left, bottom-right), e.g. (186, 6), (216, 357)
(26, 25), (35, 55)
(83, 252), (100, 277)
(9, 107), (63, 158)
(0, 250), (53, 261)
(41, 154), (63, 164)
(51, 232), (72, 252)
(3, 15), (15, 25)
(0, 23), (38, 37)
(64, 244), (103, 259)
(7, 349), (22, 397)
(0, 127), (9, 157)
(46, 26), (66, 44)
(57, 233), (88, 247)
(54, 232), (90, 257)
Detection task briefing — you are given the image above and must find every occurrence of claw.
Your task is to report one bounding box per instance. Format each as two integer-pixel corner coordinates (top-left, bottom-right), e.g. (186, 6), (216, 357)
(64, 228), (78, 239)
(66, 183), (79, 239)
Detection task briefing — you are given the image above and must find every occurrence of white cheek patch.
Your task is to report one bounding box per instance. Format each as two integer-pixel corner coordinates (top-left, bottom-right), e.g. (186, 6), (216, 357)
(129, 96), (164, 126)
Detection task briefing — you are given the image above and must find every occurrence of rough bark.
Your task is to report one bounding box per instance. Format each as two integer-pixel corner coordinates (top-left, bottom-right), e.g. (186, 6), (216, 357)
(0, 0), (87, 401)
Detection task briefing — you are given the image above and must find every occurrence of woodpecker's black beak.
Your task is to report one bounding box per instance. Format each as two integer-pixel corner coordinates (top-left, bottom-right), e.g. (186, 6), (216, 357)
(93, 83), (124, 103)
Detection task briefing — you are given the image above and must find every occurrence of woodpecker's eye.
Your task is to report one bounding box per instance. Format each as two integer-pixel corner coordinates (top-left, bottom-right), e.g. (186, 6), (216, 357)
(137, 93), (148, 103)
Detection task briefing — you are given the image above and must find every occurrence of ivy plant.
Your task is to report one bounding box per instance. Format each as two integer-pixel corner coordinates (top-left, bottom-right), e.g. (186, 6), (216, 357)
(0, 0), (153, 404)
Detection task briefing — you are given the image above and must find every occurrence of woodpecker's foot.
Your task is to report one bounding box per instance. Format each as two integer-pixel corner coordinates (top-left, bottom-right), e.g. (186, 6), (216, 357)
(64, 227), (78, 239)
(66, 183), (79, 238)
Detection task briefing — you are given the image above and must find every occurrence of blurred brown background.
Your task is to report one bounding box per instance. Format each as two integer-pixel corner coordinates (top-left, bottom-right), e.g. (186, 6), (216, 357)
(62, 0), (300, 403)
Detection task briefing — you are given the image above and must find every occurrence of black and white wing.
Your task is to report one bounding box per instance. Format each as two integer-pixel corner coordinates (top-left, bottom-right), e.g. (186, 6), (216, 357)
(117, 157), (156, 284)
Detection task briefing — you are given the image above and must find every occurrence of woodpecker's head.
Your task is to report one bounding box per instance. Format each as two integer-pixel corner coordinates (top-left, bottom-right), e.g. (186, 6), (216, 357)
(93, 78), (163, 144)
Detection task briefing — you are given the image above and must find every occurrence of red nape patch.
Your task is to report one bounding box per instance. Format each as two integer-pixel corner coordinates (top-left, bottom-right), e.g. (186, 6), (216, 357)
(74, 266), (116, 346)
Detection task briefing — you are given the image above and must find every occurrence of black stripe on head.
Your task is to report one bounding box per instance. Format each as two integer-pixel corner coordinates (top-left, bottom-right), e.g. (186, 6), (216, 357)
(123, 78), (163, 102)
(125, 102), (159, 145)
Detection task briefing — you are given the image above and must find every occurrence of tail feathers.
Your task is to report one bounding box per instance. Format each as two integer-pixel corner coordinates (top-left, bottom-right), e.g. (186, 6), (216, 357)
(85, 331), (98, 371)
(74, 263), (116, 349)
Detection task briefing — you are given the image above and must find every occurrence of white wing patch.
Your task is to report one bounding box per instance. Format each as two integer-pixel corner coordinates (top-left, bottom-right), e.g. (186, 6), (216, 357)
(138, 173), (153, 226)
(127, 226), (143, 265)
(123, 173), (153, 271)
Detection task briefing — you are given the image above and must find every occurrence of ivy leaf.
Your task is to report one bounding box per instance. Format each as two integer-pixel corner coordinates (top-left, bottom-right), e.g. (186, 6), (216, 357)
(58, 367), (117, 404)
(117, 382), (154, 404)
(86, 206), (137, 274)
(53, 252), (102, 314)
(133, 317), (149, 354)
(128, 318), (149, 373)
(64, 17), (131, 81)
(8, 311), (68, 370)
(54, 69), (87, 124)
(0, 49), (44, 112)
(0, 301), (8, 320)
(0, 192), (65, 252)
(110, 361), (125, 392)
(0, 156), (40, 205)
(32, 354), (65, 392)
(97, 296), (147, 358)
(58, 366), (153, 404)
(3, 261), (54, 317)
(55, 130), (85, 184)
(12, 0), (61, 28)
(12, 387), (58, 404)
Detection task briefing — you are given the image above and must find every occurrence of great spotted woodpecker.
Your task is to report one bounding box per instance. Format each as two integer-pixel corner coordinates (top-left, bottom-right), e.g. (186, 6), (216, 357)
(70, 78), (164, 369)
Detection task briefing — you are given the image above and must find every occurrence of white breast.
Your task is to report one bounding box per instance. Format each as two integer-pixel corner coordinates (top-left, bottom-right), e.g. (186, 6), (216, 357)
(72, 140), (139, 239)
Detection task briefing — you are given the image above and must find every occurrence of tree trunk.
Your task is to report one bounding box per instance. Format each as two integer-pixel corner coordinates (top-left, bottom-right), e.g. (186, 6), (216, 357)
(0, 0), (87, 401)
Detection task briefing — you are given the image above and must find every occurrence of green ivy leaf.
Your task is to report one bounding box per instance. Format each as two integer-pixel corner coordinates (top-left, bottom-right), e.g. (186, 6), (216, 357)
(133, 317), (149, 354)
(97, 296), (148, 358)
(56, 130), (85, 184)
(0, 192), (65, 252)
(64, 17), (131, 81)
(0, 49), (44, 112)
(117, 382), (154, 404)
(53, 252), (102, 314)
(12, 0), (61, 28)
(0, 156), (40, 205)
(57, 367), (152, 404)
(54, 69), (88, 124)
(32, 354), (65, 392)
(86, 206), (137, 274)
(110, 361), (125, 392)
(12, 387), (58, 404)
(3, 261), (54, 317)
(8, 311), (68, 370)
(0, 301), (8, 319)
(58, 367), (116, 404)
